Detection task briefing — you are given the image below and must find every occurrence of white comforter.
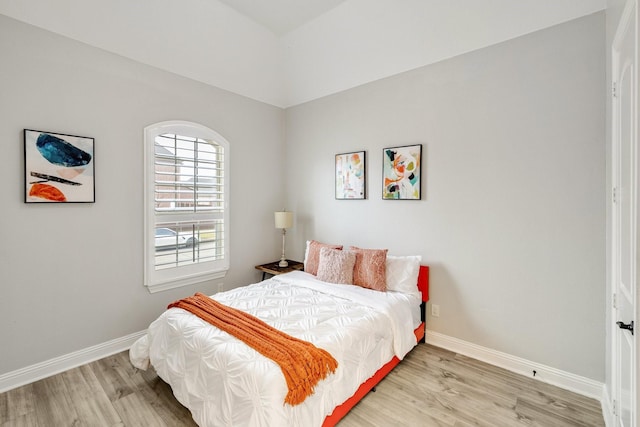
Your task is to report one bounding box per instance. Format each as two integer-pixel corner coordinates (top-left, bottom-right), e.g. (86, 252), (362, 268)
(130, 271), (421, 427)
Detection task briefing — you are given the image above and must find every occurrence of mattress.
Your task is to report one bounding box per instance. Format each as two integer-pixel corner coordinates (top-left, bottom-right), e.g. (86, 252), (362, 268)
(130, 270), (421, 427)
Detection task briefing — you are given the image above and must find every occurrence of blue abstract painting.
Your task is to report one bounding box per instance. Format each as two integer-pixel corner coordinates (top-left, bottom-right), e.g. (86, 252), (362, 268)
(24, 129), (95, 203)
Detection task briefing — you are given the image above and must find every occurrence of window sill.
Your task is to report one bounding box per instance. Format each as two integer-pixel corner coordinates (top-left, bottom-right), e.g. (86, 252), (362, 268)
(145, 269), (227, 293)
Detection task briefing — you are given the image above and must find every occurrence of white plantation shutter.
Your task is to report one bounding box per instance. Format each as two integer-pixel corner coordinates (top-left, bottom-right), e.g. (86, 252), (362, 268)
(144, 122), (229, 292)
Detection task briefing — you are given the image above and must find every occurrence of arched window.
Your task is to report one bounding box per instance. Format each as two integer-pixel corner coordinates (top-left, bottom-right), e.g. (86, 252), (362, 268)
(144, 121), (229, 292)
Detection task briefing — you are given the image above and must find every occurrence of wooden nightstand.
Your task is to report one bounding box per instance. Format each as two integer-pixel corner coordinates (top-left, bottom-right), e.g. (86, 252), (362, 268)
(255, 260), (304, 280)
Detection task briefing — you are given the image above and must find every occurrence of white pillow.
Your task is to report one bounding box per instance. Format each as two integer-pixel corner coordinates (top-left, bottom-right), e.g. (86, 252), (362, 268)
(386, 255), (422, 295)
(304, 240), (310, 270)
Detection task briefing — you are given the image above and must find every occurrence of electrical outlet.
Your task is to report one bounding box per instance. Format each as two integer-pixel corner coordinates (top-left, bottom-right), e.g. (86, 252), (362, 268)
(431, 304), (440, 318)
(218, 283), (224, 293)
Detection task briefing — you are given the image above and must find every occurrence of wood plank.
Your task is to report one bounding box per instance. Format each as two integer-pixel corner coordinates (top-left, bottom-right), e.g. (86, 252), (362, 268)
(0, 345), (606, 427)
(0, 389), (5, 422)
(112, 392), (167, 427)
(32, 375), (80, 426)
(61, 365), (123, 426)
(345, 376), (458, 426)
(452, 351), (602, 410)
(340, 344), (604, 427)
(0, 411), (40, 427)
(128, 366), (197, 426)
(415, 345), (603, 426)
(89, 354), (137, 402)
(0, 382), (36, 422)
(516, 396), (605, 427)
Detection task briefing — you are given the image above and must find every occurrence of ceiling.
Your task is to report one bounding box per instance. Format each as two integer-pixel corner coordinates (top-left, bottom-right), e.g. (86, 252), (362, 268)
(217, 0), (348, 35)
(0, 0), (607, 107)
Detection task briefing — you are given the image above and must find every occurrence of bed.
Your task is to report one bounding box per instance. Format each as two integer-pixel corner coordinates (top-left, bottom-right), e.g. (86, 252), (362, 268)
(130, 251), (429, 427)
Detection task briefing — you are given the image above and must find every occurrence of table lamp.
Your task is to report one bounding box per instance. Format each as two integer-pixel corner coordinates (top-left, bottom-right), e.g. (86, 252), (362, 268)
(274, 210), (293, 267)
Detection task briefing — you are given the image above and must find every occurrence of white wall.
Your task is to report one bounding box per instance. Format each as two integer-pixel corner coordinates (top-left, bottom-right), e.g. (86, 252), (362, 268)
(0, 15), (285, 375)
(284, 13), (606, 380)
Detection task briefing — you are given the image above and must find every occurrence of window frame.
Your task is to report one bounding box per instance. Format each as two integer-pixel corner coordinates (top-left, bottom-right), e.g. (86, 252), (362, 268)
(143, 120), (230, 293)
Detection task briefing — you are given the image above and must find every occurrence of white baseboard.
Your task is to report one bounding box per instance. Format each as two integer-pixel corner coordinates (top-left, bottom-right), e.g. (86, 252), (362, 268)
(425, 329), (605, 401)
(0, 330), (146, 393)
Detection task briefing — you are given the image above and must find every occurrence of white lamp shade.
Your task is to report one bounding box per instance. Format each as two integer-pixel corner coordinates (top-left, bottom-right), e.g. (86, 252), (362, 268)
(274, 211), (293, 229)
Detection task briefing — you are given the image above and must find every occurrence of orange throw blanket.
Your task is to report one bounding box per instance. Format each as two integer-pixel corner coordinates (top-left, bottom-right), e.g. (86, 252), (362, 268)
(168, 292), (338, 406)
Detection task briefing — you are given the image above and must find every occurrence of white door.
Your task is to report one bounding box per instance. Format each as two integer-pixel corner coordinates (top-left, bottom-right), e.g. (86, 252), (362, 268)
(612, 1), (638, 426)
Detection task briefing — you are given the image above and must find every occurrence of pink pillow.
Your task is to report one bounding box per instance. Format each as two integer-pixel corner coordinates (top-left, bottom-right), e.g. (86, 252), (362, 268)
(349, 246), (388, 291)
(304, 240), (343, 275)
(316, 247), (356, 285)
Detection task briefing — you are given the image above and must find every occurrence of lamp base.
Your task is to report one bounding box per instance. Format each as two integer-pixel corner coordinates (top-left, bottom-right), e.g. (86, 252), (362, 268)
(278, 228), (288, 267)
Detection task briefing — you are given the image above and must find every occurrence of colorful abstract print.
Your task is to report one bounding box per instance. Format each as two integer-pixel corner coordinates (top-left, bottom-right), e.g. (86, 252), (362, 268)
(25, 130), (94, 203)
(383, 145), (421, 200)
(335, 151), (365, 199)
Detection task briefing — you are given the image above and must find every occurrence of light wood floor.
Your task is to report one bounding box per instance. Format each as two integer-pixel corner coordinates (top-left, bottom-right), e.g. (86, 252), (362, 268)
(0, 344), (605, 426)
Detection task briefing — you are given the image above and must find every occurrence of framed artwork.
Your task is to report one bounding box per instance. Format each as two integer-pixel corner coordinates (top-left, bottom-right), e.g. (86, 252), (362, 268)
(24, 129), (95, 203)
(382, 144), (422, 200)
(335, 151), (366, 199)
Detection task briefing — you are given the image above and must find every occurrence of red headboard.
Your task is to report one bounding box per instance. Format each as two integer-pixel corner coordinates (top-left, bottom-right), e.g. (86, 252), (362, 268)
(417, 265), (429, 302)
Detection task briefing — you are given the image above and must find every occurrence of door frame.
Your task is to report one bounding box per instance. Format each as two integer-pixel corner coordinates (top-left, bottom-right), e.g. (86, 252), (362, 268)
(610, 0), (638, 425)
